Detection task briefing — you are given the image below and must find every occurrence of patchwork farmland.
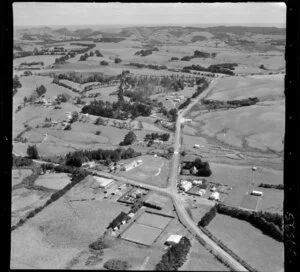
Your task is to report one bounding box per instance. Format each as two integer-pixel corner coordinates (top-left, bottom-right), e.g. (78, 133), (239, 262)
(12, 4), (285, 271)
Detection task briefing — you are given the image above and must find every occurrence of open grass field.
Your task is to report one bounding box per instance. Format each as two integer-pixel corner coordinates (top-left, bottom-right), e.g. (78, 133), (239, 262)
(35, 172), (72, 190)
(121, 223), (163, 246)
(13, 55), (58, 67)
(179, 237), (230, 271)
(117, 155), (170, 188)
(189, 99), (284, 152)
(209, 162), (283, 213)
(12, 168), (33, 187)
(207, 214), (284, 272)
(136, 212), (172, 230)
(10, 192), (130, 269)
(11, 187), (52, 226)
(239, 193), (261, 211)
(206, 74), (284, 101)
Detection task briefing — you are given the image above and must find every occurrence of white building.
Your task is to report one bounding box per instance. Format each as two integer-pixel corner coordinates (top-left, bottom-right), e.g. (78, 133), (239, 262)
(199, 189), (206, 195)
(251, 190), (263, 196)
(210, 186), (216, 192)
(209, 192), (220, 200)
(192, 180), (202, 185)
(194, 144), (200, 149)
(128, 212), (135, 218)
(121, 160), (143, 171)
(165, 235), (183, 246)
(180, 180), (192, 192)
(93, 176), (114, 188)
(82, 161), (96, 168)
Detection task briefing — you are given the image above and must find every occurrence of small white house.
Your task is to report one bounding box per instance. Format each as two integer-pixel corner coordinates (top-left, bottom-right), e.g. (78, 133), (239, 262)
(209, 192), (220, 200)
(128, 212), (135, 218)
(192, 180), (202, 185)
(251, 190), (263, 196)
(165, 235), (183, 246)
(194, 144), (200, 149)
(252, 166), (258, 171)
(210, 186), (216, 192)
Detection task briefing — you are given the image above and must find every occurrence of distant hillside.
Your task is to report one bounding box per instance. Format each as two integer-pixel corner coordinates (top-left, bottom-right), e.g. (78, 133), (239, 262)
(14, 25), (285, 43)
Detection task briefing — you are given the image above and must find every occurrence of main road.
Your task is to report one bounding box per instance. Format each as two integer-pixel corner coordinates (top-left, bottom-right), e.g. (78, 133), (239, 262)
(13, 79), (247, 271)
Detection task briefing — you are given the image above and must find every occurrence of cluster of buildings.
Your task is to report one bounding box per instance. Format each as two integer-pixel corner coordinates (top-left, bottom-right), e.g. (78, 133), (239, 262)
(121, 159), (143, 171)
(34, 97), (57, 106)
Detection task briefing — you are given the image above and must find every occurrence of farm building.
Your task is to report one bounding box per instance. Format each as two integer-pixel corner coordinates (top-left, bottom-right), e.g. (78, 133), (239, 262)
(209, 192), (220, 200)
(190, 166), (198, 175)
(128, 212), (135, 218)
(165, 234), (183, 246)
(93, 176), (114, 188)
(199, 189), (206, 195)
(180, 180), (192, 192)
(192, 180), (203, 185)
(251, 190), (263, 196)
(194, 144), (200, 148)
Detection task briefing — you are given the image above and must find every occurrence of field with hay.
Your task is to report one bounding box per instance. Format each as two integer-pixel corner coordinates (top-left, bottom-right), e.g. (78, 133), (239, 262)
(207, 214), (284, 272)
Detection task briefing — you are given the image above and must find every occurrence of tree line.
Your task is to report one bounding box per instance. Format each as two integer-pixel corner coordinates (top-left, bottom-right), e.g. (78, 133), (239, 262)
(155, 236), (191, 270)
(65, 147), (141, 167)
(182, 63), (238, 75)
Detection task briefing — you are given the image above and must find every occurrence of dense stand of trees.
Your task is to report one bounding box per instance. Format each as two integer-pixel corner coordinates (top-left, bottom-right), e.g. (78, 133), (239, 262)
(181, 158), (212, 177)
(81, 99), (152, 119)
(126, 62), (167, 70)
(13, 75), (22, 96)
(181, 50), (217, 61)
(155, 236), (191, 270)
(144, 133), (170, 142)
(134, 47), (159, 56)
(182, 63), (238, 75)
(198, 206), (217, 227)
(20, 61), (44, 66)
(27, 145), (39, 159)
(258, 183), (284, 190)
(119, 131), (137, 146)
(65, 147), (141, 167)
(202, 97), (259, 109)
(103, 259), (131, 270)
(53, 72), (119, 85)
(12, 154), (33, 167)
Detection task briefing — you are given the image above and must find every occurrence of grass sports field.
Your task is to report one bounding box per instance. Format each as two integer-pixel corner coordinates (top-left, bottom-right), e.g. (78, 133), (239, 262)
(121, 223), (162, 246)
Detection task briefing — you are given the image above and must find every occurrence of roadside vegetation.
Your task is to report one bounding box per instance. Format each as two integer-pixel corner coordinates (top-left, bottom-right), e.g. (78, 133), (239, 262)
(155, 236), (191, 270)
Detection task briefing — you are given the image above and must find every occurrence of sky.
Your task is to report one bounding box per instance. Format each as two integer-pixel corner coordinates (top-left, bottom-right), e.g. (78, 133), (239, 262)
(13, 2), (286, 28)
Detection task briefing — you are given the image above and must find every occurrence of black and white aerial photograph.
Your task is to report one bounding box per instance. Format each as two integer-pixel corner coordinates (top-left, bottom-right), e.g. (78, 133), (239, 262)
(11, 2), (287, 271)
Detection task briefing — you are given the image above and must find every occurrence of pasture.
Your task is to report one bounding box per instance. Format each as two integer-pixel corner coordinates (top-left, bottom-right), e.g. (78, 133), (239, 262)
(209, 162), (283, 213)
(35, 172), (72, 190)
(117, 155), (170, 188)
(136, 212), (172, 229)
(206, 75), (284, 101)
(10, 194), (131, 269)
(190, 99), (284, 152)
(207, 214), (284, 272)
(121, 223), (163, 246)
(12, 168), (33, 187)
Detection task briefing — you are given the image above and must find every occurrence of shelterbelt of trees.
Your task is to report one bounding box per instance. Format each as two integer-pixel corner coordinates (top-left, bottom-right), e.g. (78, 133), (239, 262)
(182, 63), (238, 75)
(181, 50), (217, 61)
(65, 147), (141, 167)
